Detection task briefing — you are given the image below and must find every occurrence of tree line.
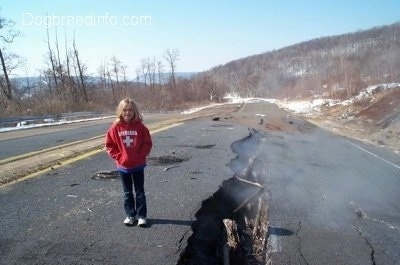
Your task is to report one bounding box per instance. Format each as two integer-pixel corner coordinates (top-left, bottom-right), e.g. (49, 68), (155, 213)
(0, 13), (215, 118)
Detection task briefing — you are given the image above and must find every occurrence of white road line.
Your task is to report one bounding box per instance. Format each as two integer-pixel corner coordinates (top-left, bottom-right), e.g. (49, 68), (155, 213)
(347, 141), (400, 170)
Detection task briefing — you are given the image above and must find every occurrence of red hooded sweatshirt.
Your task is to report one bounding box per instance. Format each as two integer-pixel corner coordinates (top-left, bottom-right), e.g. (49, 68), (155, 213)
(105, 120), (152, 172)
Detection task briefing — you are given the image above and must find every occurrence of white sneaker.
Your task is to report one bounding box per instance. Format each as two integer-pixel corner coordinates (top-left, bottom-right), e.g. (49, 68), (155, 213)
(138, 218), (147, 227)
(124, 217), (136, 226)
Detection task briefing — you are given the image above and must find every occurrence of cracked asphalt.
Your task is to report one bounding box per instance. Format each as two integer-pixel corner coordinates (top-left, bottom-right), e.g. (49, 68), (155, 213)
(238, 120), (400, 264)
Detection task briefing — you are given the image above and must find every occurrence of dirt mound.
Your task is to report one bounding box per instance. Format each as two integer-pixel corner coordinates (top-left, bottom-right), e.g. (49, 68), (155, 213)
(309, 86), (400, 154)
(356, 88), (400, 127)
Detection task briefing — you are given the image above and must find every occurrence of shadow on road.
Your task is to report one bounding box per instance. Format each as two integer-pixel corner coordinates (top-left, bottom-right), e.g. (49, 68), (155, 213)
(268, 227), (294, 236)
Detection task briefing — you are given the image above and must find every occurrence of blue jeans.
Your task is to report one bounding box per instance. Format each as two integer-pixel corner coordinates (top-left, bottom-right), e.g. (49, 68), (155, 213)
(119, 170), (147, 219)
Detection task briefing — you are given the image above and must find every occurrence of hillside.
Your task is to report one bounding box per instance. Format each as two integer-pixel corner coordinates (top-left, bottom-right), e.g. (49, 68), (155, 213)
(202, 22), (400, 100)
(196, 23), (400, 154)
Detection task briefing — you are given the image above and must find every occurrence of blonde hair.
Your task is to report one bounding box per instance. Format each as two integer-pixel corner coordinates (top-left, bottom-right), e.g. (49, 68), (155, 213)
(115, 98), (143, 123)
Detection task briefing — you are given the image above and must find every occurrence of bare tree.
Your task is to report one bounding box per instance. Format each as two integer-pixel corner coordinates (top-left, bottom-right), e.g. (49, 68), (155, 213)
(72, 36), (88, 102)
(157, 60), (164, 89)
(0, 15), (20, 100)
(54, 29), (64, 85)
(106, 62), (117, 105)
(46, 25), (59, 92)
(54, 27), (68, 103)
(64, 30), (75, 97)
(135, 67), (141, 87)
(120, 64), (128, 83)
(97, 59), (108, 90)
(140, 58), (149, 88)
(111, 56), (121, 86)
(147, 57), (156, 89)
(163, 48), (179, 91)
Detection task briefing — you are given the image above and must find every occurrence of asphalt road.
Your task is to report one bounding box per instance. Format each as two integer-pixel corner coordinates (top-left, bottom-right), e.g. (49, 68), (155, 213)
(228, 110), (400, 264)
(0, 114), (169, 159)
(1, 102), (400, 265)
(0, 114), (250, 265)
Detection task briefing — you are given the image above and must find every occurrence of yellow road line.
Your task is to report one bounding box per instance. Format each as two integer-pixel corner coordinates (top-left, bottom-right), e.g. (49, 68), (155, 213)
(1, 122), (183, 188)
(2, 149), (104, 187)
(0, 135), (104, 165)
(0, 120), (172, 165)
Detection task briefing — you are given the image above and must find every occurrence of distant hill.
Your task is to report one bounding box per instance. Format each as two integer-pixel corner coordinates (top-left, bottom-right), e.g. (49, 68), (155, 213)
(200, 22), (400, 100)
(11, 72), (197, 88)
(133, 72), (197, 84)
(10, 76), (103, 88)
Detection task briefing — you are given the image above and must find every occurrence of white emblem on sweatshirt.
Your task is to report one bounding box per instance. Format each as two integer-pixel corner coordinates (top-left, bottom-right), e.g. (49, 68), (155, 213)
(123, 135), (134, 147)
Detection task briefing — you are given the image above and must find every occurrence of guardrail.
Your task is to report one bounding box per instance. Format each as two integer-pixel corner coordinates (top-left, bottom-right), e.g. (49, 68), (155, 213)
(0, 112), (107, 128)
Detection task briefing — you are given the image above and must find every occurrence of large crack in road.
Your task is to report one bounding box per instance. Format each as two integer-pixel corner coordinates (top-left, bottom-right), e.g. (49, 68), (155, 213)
(176, 129), (270, 265)
(177, 177), (269, 265)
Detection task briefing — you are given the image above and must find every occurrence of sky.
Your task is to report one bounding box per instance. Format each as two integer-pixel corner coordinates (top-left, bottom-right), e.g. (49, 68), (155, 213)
(1, 0), (400, 79)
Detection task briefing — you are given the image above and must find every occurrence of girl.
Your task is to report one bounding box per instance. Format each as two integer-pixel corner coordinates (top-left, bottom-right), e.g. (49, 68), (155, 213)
(105, 98), (153, 227)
